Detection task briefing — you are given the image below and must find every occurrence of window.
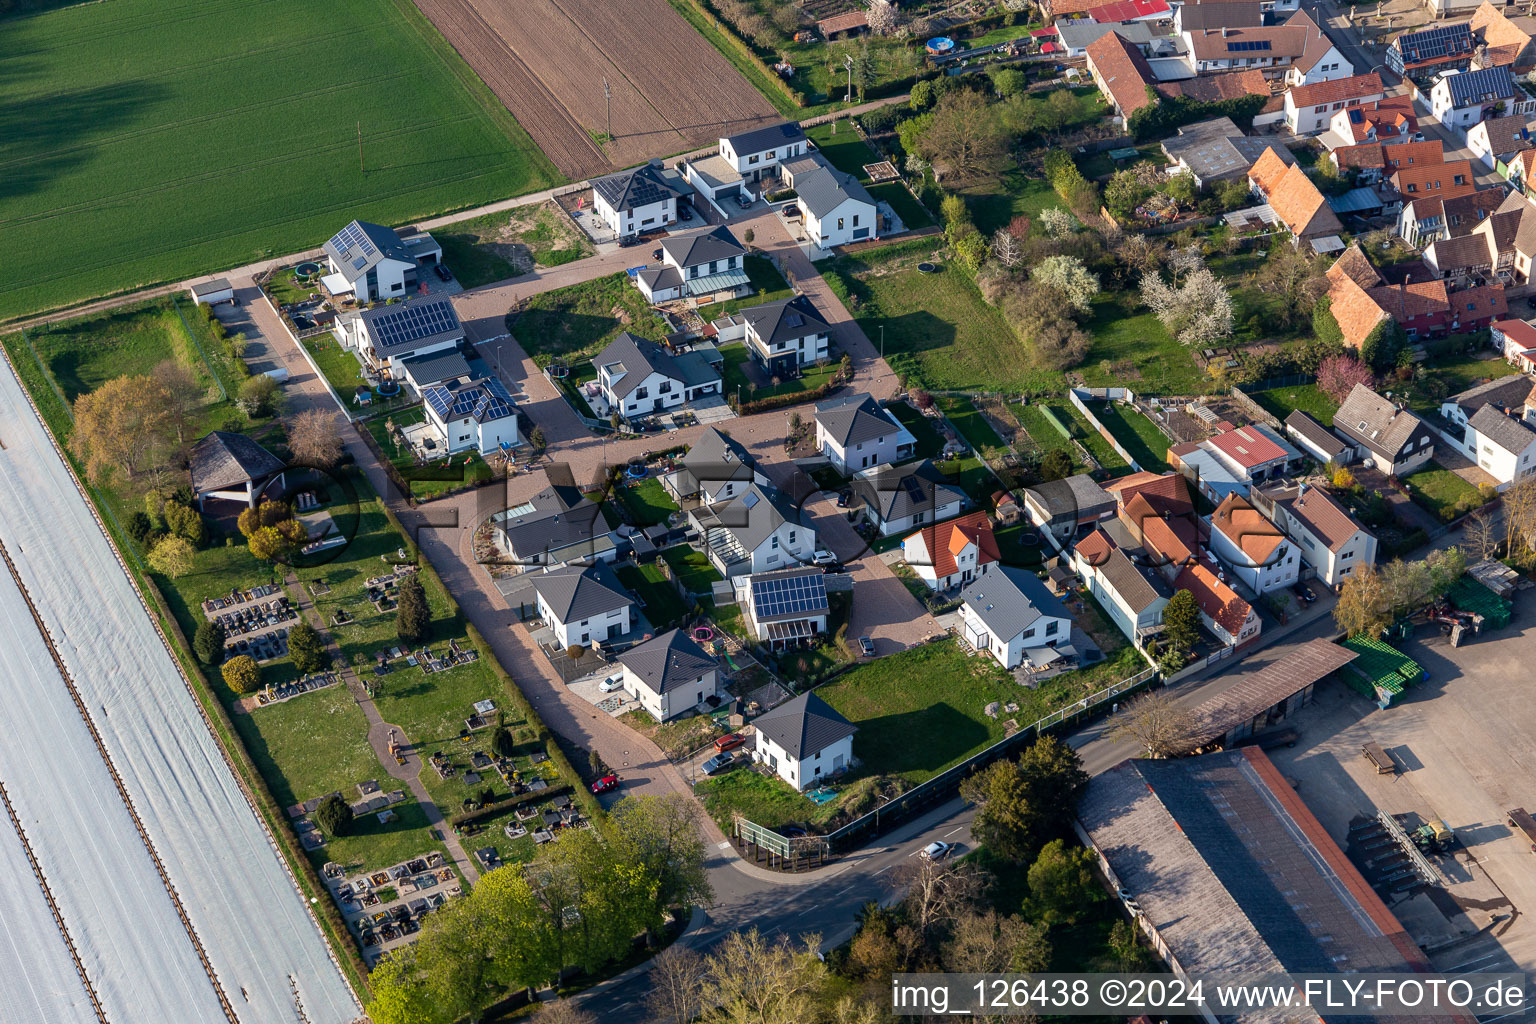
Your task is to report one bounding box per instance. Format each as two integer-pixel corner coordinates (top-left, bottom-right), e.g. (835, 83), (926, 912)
(1454, 174), (1466, 185)
(1314, 104), (1326, 113)
(748, 155), (759, 165)
(458, 433), (471, 443)
(771, 536), (779, 549)
(659, 381), (672, 394)
(1407, 183), (1417, 192)
(852, 214), (859, 227)
(766, 150), (775, 159)
(636, 387), (648, 399)
(1340, 550), (1354, 560)
(837, 217), (844, 231)
(788, 530), (796, 544)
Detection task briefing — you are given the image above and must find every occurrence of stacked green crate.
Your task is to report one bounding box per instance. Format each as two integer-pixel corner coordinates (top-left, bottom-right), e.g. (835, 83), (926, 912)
(1342, 635), (1425, 707)
(1447, 577), (1512, 631)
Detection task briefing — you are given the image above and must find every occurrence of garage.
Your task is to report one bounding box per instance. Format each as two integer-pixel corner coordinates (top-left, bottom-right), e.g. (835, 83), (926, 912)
(187, 278), (234, 306)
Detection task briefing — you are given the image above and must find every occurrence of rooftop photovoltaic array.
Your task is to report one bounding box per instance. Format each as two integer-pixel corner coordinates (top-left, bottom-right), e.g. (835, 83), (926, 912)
(1398, 23), (1473, 60)
(367, 299), (459, 349)
(1226, 39), (1271, 51)
(425, 377), (516, 423)
(329, 221), (378, 260)
(752, 572), (827, 619)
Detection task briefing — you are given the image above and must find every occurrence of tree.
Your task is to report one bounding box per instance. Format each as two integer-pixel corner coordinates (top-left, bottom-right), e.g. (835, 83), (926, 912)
(194, 619), (226, 666)
(697, 930), (827, 1024)
(953, 232), (990, 275)
(154, 359), (203, 443)
(991, 67), (1027, 98)
(163, 499), (206, 547)
(896, 111), (934, 158)
(867, 0), (901, 35)
(289, 408), (345, 468)
(1505, 477), (1536, 558)
(1027, 839), (1102, 927)
(148, 535), (196, 578)
(1160, 589), (1200, 670)
(70, 375), (170, 484)
(529, 425), (546, 450)
(315, 793), (354, 837)
(1105, 167), (1154, 218)
(1108, 690), (1198, 758)
(530, 1001), (597, 1024)
(1334, 562), (1390, 637)
(1141, 266), (1234, 346)
(397, 575), (431, 644)
(1257, 246), (1329, 328)
(222, 654), (261, 695)
(646, 945), (706, 1024)
(247, 524), (291, 562)
(896, 855), (985, 947)
(1032, 255), (1099, 312)
(492, 726), (515, 758)
(1316, 353), (1374, 403)
(944, 909), (1048, 974)
(958, 736), (1086, 862)
(940, 192), (970, 234)
(919, 90), (1007, 182)
(1038, 207), (1077, 239)
(991, 227), (1023, 270)
(1332, 467), (1356, 489)
(288, 621), (330, 674)
(236, 374), (278, 417)
(1039, 449), (1073, 482)
(1164, 170), (1198, 208)
(127, 510), (153, 544)
(909, 77), (943, 111)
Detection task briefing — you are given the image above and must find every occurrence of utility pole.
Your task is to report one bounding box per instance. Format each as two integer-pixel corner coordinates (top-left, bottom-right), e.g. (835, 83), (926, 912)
(357, 121), (364, 174)
(880, 324), (885, 360)
(844, 54), (854, 103)
(603, 77), (611, 139)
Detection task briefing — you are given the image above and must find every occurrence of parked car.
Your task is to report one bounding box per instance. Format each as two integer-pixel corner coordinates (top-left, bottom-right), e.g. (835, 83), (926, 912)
(1294, 583), (1317, 605)
(859, 636), (876, 657)
(812, 549), (838, 566)
(701, 752), (735, 775)
(835, 490), (850, 508)
(678, 206), (693, 221)
(434, 263), (453, 282)
(651, 247), (664, 261)
(591, 773), (620, 794)
(714, 732), (746, 753)
(920, 841), (952, 860)
(736, 193), (753, 209)
(599, 674), (624, 693)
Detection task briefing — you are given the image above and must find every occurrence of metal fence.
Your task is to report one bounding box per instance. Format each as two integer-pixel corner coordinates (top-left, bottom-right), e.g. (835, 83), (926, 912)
(823, 664), (1158, 853)
(1068, 388), (1142, 473)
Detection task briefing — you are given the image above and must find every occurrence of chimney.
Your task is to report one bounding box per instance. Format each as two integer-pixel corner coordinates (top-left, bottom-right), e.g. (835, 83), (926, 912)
(1222, 25), (1229, 37)
(1297, 481), (1306, 498)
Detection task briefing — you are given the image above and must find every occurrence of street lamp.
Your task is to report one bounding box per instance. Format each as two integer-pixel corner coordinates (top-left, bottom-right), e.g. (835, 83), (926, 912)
(879, 324), (885, 360)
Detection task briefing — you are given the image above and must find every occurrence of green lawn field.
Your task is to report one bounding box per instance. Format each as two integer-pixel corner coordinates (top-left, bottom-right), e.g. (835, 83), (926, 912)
(0, 0), (561, 321)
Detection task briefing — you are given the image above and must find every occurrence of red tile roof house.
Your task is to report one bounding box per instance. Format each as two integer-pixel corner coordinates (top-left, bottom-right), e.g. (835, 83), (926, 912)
(1085, 30), (1157, 122)
(1332, 137), (1443, 186)
(1398, 182), (1502, 248)
(1247, 147), (1343, 245)
(1325, 96), (1421, 149)
(1177, 557), (1260, 647)
(1494, 317), (1536, 370)
(1388, 159), (1478, 206)
(900, 511), (1001, 592)
(1321, 242), (1506, 347)
(1285, 73), (1386, 135)
(1200, 423), (1303, 484)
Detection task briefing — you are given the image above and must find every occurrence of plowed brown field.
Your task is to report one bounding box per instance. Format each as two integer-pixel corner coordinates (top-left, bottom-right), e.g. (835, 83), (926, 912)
(414, 0), (779, 179)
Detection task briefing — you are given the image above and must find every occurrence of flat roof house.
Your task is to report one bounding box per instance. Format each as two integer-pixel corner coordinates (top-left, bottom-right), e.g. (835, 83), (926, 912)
(732, 566), (829, 649)
(495, 484), (617, 570)
(1333, 383), (1437, 476)
(189, 431), (286, 510)
(741, 294), (831, 376)
(901, 510), (1001, 592)
(321, 219), (439, 304)
(634, 225), (751, 303)
(662, 426), (768, 506)
(1160, 117), (1295, 189)
(332, 295), (464, 381)
(689, 482), (817, 579)
(1256, 481), (1377, 586)
(685, 121), (808, 212)
(594, 332), (722, 423)
(852, 459), (966, 537)
(958, 563), (1074, 671)
(1077, 748), (1475, 1022)
(753, 692), (857, 792)
(422, 376), (520, 457)
(590, 162), (690, 240)
(815, 394), (917, 475)
(529, 562), (635, 652)
(617, 628), (719, 723)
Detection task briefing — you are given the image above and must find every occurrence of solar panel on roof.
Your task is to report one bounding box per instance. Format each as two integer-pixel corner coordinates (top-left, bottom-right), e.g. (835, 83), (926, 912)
(369, 300), (460, 350)
(752, 573), (827, 619)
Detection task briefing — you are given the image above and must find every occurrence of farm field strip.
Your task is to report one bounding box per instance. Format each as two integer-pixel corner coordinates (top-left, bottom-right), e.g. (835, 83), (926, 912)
(0, 0), (560, 321)
(0, 352), (360, 1023)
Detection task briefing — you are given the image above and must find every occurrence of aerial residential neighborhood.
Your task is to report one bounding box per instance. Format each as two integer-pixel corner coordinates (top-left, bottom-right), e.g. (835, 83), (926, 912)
(15, 0), (1536, 1021)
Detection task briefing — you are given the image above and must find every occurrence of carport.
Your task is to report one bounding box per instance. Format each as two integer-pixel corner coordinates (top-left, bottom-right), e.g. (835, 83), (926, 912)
(1188, 638), (1359, 750)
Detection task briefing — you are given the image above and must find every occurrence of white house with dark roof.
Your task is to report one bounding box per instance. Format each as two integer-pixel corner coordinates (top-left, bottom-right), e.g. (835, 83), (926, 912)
(663, 426), (769, 505)
(399, 350), (472, 396)
(732, 566), (829, 648)
(495, 484), (617, 570)
(1021, 474), (1117, 543)
(719, 121), (807, 181)
(815, 394), (916, 474)
(1284, 410), (1355, 465)
(795, 162), (879, 248)
(594, 332), (721, 421)
(188, 431), (286, 510)
(1256, 482), (1376, 587)
(422, 376), (520, 456)
(958, 563), (1074, 671)
(617, 628), (720, 722)
(1071, 529), (1172, 645)
(320, 219), (439, 304)
(688, 482), (816, 578)
(752, 691), (856, 791)
(1430, 66), (1524, 131)
(741, 294), (832, 375)
(529, 562), (635, 651)
(852, 459), (966, 537)
(1443, 401), (1536, 486)
(1333, 383), (1436, 476)
(332, 295), (463, 379)
(634, 225), (751, 303)
(590, 163), (690, 238)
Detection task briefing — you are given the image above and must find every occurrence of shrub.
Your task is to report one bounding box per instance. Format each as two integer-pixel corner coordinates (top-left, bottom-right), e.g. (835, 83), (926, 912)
(396, 576), (430, 644)
(163, 500), (207, 548)
(194, 619), (226, 667)
(492, 726), (515, 758)
(222, 654), (261, 696)
(148, 535), (196, 578)
(315, 794), (354, 837)
(566, 644), (585, 660)
(126, 511), (153, 544)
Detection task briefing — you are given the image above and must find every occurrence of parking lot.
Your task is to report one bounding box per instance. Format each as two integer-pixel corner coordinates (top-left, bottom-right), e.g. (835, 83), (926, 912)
(1267, 594), (1536, 977)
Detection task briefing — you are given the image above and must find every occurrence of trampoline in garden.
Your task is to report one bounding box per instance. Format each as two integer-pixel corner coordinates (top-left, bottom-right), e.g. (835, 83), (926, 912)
(626, 459), (647, 479)
(926, 36), (954, 54)
(375, 380), (401, 398)
(545, 364), (569, 379)
(295, 262), (321, 278)
(692, 627), (715, 643)
(917, 262), (939, 273)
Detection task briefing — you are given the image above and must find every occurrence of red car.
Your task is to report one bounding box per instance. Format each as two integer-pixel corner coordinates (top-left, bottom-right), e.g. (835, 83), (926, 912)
(714, 733), (746, 754)
(590, 773), (620, 794)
